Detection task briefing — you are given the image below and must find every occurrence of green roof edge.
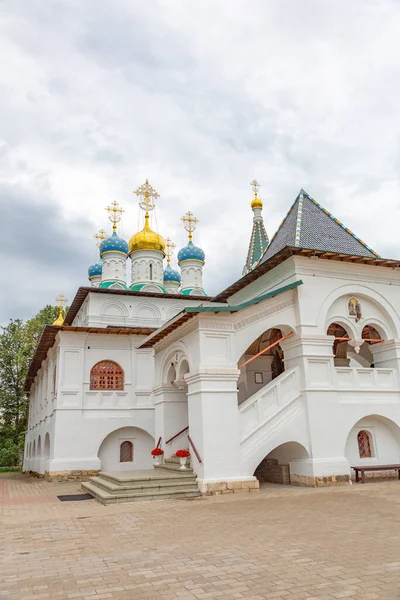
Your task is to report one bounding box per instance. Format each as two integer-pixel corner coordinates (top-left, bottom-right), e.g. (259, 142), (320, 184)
(184, 280), (303, 314)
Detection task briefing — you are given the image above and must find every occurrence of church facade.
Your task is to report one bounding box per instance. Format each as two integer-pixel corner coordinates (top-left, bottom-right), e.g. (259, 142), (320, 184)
(23, 180), (400, 493)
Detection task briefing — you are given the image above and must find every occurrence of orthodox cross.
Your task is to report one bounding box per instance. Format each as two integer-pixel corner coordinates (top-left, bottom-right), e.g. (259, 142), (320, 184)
(181, 211), (199, 242)
(55, 294), (68, 322)
(165, 237), (176, 266)
(250, 179), (260, 198)
(134, 179), (159, 214)
(105, 201), (124, 233)
(93, 229), (107, 247)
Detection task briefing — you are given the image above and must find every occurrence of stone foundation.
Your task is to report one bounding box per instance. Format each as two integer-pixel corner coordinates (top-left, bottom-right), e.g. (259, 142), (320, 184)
(255, 458), (290, 485)
(204, 479), (260, 496)
(44, 470), (100, 482)
(291, 474), (350, 487)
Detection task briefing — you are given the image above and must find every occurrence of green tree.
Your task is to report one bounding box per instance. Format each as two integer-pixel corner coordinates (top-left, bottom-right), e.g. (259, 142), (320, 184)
(0, 319), (31, 446)
(0, 304), (65, 466)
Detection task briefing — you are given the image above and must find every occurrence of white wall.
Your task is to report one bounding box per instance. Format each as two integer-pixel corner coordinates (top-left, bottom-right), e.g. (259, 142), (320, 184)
(345, 416), (400, 466)
(98, 426), (155, 472)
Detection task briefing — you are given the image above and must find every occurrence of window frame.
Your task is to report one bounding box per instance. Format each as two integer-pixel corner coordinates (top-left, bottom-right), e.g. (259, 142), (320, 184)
(119, 440), (134, 463)
(357, 429), (373, 459)
(90, 360), (124, 391)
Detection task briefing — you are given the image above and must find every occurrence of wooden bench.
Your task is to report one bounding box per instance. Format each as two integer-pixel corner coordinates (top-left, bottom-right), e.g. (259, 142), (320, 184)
(352, 464), (400, 483)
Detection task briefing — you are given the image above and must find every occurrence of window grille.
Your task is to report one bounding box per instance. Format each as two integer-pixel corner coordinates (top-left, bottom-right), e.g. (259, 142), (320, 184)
(358, 430), (372, 458)
(120, 440), (133, 462)
(90, 361), (124, 390)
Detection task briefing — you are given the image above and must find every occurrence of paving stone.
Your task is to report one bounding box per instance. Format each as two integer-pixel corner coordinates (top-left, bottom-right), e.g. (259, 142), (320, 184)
(2, 473), (400, 599)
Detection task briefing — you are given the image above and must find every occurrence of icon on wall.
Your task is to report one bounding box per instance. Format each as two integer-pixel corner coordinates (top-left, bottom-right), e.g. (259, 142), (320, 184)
(254, 372), (263, 384)
(348, 297), (362, 322)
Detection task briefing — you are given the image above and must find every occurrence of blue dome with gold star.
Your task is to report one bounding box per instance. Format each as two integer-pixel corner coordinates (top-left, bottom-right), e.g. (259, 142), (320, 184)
(100, 231), (129, 256)
(177, 241), (205, 263)
(163, 264), (181, 283)
(88, 260), (102, 279)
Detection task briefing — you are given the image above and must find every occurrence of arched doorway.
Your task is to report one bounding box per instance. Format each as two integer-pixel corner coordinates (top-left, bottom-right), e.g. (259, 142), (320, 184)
(98, 426), (155, 472)
(254, 442), (310, 485)
(237, 327), (290, 405)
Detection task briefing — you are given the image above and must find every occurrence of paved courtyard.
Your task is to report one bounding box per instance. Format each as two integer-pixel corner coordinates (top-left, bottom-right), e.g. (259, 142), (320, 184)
(2, 473), (400, 599)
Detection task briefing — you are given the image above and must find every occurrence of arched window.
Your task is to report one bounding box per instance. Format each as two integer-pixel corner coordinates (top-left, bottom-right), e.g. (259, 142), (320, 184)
(90, 361), (124, 390)
(120, 440), (133, 463)
(358, 430), (372, 458)
(149, 263), (153, 280)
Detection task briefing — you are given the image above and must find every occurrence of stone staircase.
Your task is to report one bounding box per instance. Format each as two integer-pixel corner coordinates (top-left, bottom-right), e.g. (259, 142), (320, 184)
(81, 458), (201, 505)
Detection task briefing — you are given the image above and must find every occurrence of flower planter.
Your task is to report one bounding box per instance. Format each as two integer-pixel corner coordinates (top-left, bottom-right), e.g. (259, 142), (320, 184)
(179, 456), (187, 470)
(153, 455), (164, 466)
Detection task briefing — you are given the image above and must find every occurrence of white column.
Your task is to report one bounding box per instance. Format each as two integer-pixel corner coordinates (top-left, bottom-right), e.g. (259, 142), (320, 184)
(101, 252), (127, 286)
(90, 275), (102, 288)
(130, 250), (164, 286)
(179, 259), (205, 295)
(164, 280), (180, 294)
(280, 335), (350, 486)
(186, 369), (258, 493)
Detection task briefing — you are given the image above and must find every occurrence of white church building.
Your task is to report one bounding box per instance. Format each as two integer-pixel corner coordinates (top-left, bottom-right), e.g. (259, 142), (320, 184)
(23, 179), (400, 497)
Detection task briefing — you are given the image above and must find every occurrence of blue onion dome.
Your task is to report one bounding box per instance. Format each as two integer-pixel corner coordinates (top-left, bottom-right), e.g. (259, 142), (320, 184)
(177, 241), (205, 263)
(88, 260), (102, 279)
(99, 231), (128, 256)
(163, 264), (181, 283)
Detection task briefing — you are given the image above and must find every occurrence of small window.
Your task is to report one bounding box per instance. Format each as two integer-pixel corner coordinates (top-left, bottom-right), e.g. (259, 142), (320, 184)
(149, 263), (153, 280)
(120, 441), (133, 463)
(358, 430), (372, 459)
(90, 361), (124, 390)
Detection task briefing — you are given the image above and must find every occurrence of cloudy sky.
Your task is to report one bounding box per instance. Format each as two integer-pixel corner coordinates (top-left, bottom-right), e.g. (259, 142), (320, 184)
(1, 0), (400, 323)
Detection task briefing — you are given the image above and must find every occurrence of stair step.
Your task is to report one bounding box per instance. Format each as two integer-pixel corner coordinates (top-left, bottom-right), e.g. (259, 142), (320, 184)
(81, 481), (201, 505)
(100, 470), (195, 485)
(89, 476), (197, 494)
(154, 463), (194, 473)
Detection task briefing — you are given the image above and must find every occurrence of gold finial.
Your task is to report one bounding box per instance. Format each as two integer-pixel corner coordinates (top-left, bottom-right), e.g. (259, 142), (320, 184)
(93, 229), (107, 248)
(105, 201), (124, 233)
(165, 237), (176, 266)
(250, 179), (263, 209)
(181, 211), (199, 242)
(53, 294), (68, 326)
(134, 179), (159, 215)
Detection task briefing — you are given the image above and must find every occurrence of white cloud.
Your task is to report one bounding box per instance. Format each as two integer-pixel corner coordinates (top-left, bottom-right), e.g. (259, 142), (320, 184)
(1, 0), (400, 320)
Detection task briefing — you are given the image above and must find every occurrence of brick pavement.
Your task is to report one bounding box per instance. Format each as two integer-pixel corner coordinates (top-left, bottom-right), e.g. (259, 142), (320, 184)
(1, 473), (400, 599)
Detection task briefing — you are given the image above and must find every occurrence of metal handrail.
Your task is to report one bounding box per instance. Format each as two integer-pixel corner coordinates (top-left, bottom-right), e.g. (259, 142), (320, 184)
(156, 437), (162, 449)
(165, 426), (189, 445)
(188, 434), (202, 464)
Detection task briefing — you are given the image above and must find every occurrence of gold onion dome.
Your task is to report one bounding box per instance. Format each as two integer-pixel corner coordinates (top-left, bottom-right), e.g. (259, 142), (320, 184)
(250, 178), (263, 209)
(251, 196), (263, 209)
(129, 213), (166, 256)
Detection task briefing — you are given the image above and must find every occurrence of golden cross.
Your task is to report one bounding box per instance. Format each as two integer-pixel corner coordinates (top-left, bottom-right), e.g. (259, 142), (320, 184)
(134, 178), (159, 214)
(105, 201), (124, 233)
(93, 229), (107, 248)
(55, 294), (68, 310)
(165, 237), (176, 265)
(54, 293), (68, 324)
(181, 211), (199, 242)
(250, 179), (260, 197)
